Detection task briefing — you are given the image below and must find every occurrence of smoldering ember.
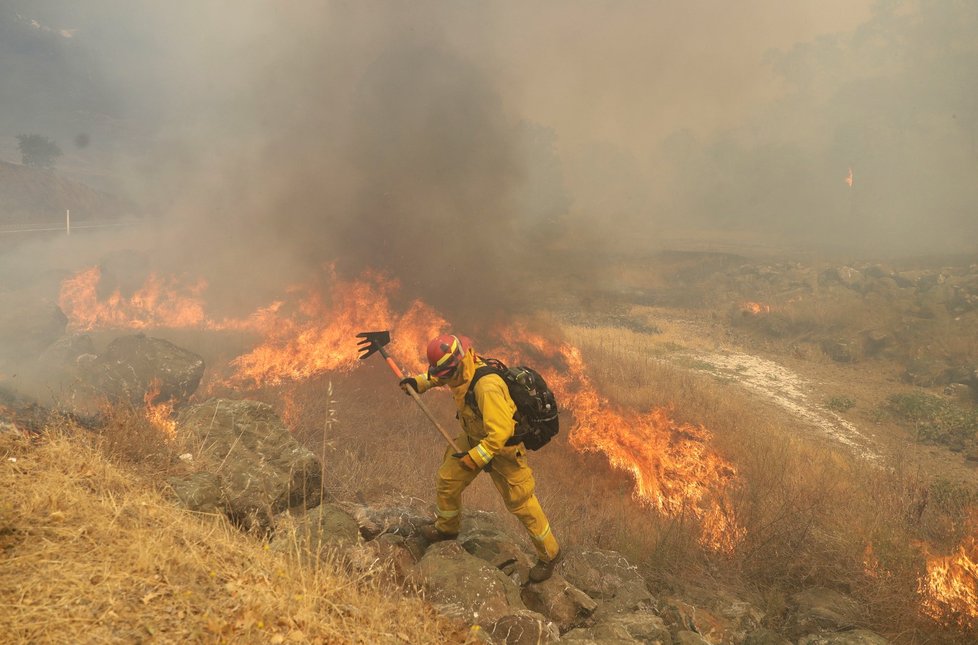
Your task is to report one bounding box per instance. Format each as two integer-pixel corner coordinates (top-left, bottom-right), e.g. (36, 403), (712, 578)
(2, 3), (978, 644)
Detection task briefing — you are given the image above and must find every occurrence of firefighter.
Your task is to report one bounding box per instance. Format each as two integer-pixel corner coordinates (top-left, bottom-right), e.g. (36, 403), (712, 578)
(400, 334), (562, 583)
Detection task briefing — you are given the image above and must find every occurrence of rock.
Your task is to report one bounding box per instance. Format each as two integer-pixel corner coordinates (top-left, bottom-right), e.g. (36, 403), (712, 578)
(561, 621), (647, 643)
(661, 595), (755, 644)
(859, 331), (891, 358)
(521, 574), (597, 632)
(412, 541), (526, 624)
(362, 533), (423, 583)
(797, 629), (890, 645)
(484, 609), (560, 645)
(36, 333), (97, 372)
(352, 497), (430, 540)
(558, 547), (654, 616)
(166, 471), (222, 513)
(595, 611), (673, 644)
(84, 334), (204, 405)
(785, 587), (862, 637)
(744, 627), (791, 645)
(820, 338), (858, 363)
(901, 359), (948, 387)
(462, 527), (535, 581)
(171, 398), (323, 531)
(819, 267), (864, 290)
(675, 630), (712, 645)
(296, 503), (360, 548)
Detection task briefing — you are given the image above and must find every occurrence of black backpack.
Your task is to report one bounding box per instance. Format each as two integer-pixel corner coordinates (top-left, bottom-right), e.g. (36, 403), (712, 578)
(464, 357), (559, 450)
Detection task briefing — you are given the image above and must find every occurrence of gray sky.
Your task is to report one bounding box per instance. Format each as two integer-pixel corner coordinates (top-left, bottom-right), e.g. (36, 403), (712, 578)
(3, 1), (976, 321)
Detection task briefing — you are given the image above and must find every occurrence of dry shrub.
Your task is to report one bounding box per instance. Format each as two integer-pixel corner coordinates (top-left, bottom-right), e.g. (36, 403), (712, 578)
(0, 427), (467, 644)
(563, 322), (976, 641)
(91, 401), (177, 477)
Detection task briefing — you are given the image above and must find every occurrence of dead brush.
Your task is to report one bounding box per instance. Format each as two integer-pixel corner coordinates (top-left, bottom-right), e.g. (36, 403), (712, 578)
(561, 322), (978, 641)
(0, 424), (468, 644)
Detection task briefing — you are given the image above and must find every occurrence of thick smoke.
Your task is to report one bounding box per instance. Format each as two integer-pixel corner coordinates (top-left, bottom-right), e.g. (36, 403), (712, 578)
(3, 0), (977, 328)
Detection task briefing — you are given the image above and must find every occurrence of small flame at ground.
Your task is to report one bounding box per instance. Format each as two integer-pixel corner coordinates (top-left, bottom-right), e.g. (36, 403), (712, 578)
(143, 380), (176, 438)
(742, 302), (771, 315)
(919, 535), (978, 627)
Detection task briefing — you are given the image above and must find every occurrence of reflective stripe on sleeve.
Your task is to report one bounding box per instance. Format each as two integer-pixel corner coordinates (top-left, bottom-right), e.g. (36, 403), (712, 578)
(474, 444), (492, 465)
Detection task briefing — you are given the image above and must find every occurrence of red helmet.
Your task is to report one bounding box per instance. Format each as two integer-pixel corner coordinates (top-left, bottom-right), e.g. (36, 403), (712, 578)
(426, 334), (466, 379)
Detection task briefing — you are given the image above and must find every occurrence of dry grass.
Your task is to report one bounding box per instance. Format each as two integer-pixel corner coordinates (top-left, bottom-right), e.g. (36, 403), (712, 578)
(560, 323), (975, 642)
(0, 424), (468, 645)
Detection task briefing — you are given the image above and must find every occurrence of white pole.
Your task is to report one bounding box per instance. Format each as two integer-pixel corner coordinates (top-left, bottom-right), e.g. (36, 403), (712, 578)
(66, 209), (70, 236)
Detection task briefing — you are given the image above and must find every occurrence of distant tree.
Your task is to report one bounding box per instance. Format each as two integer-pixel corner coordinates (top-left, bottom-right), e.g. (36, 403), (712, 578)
(16, 134), (62, 169)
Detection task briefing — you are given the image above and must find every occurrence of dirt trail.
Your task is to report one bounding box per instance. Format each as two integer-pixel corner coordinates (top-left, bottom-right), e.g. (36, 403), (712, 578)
(686, 349), (883, 462)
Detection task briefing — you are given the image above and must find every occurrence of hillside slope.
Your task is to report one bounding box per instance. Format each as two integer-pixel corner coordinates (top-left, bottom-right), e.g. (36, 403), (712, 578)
(0, 160), (132, 224)
(0, 427), (466, 644)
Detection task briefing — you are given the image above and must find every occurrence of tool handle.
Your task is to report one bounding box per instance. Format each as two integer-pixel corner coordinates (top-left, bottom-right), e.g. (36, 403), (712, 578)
(405, 387), (463, 453)
(378, 346), (463, 453)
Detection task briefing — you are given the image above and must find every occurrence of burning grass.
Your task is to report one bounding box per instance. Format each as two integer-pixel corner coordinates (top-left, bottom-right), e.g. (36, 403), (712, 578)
(0, 425), (466, 644)
(562, 322), (978, 641)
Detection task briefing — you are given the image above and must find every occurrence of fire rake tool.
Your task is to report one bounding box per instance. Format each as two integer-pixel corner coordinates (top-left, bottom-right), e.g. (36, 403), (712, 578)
(356, 330), (462, 453)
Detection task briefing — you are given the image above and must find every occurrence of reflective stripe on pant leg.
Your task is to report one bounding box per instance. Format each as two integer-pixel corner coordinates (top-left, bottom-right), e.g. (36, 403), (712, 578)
(514, 493), (560, 560)
(489, 465), (560, 560)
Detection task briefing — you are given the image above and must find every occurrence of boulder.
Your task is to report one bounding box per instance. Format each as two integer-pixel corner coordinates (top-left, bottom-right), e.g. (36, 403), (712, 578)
(674, 631), (712, 645)
(797, 629), (889, 645)
(171, 398), (323, 531)
(743, 627), (791, 645)
(36, 333), (97, 373)
(166, 471), (223, 513)
(901, 359), (948, 387)
(558, 547), (655, 616)
(521, 574), (597, 633)
(484, 609), (560, 645)
(462, 526), (535, 581)
(361, 533), (423, 583)
(819, 267), (864, 290)
(820, 338), (858, 363)
(284, 502), (360, 550)
(785, 587), (862, 638)
(84, 334), (204, 405)
(561, 621), (648, 643)
(352, 496), (431, 541)
(411, 541), (526, 624)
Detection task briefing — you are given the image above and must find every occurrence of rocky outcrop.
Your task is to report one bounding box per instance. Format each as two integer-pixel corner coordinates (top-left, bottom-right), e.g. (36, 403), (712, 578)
(84, 334), (204, 405)
(411, 541), (527, 624)
(167, 398), (323, 531)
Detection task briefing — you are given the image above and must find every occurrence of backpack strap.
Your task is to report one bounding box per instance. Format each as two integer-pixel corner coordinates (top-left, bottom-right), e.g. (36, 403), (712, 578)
(464, 358), (508, 418)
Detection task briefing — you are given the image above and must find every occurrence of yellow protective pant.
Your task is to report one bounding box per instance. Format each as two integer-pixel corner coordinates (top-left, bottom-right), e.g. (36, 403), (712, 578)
(433, 434), (560, 560)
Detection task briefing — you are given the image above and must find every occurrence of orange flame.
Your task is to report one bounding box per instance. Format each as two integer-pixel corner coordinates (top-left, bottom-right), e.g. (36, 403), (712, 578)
(742, 302), (771, 315)
(227, 269), (447, 386)
(143, 380), (176, 438)
(58, 266), (742, 550)
(919, 535), (978, 627)
(490, 326), (743, 552)
(846, 167), (854, 188)
(58, 265), (282, 333)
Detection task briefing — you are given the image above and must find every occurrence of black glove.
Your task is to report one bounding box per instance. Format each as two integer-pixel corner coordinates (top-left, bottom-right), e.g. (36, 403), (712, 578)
(399, 377), (419, 394)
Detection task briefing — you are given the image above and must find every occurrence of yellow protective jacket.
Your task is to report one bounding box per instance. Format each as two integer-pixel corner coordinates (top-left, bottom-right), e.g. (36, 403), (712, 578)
(413, 347), (517, 468)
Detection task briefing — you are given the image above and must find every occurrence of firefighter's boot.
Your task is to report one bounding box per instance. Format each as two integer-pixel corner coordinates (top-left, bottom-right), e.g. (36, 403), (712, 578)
(420, 524), (458, 544)
(528, 549), (563, 583)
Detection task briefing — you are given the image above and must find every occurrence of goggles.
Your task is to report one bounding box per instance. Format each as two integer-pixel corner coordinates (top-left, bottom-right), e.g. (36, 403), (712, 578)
(428, 342), (464, 380)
